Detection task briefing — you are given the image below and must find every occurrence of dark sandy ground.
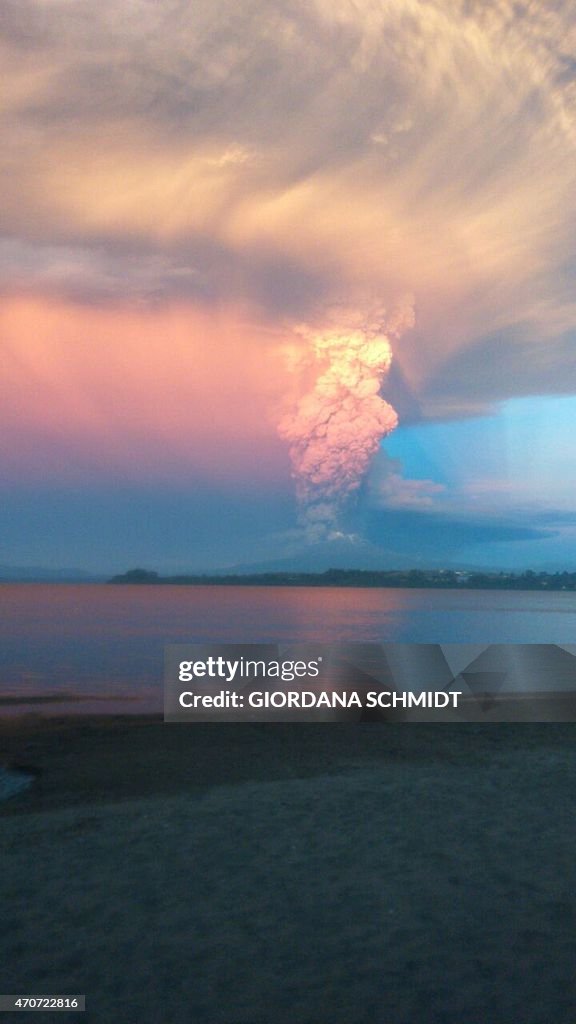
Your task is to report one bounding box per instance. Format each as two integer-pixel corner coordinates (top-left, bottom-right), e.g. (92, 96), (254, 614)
(1, 717), (576, 1023)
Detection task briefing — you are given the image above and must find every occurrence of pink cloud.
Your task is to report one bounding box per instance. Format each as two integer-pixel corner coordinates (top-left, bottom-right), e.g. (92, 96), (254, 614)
(0, 295), (288, 485)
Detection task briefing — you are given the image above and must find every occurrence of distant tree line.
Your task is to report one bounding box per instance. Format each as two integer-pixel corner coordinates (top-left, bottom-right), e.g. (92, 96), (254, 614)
(108, 568), (576, 590)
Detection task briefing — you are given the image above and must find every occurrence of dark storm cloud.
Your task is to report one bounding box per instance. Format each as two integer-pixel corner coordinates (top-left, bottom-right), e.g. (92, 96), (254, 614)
(365, 507), (557, 551)
(420, 326), (576, 417)
(0, 235), (333, 314)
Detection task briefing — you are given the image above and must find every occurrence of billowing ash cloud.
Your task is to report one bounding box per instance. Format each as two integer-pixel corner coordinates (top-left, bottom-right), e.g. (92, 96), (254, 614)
(278, 299), (414, 531)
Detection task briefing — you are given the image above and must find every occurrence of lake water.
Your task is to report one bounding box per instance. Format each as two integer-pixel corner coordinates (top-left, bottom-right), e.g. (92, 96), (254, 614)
(1, 583), (576, 715)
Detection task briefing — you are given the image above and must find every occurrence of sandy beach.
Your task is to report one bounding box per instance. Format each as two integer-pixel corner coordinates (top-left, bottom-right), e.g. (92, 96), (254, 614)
(1, 717), (576, 1023)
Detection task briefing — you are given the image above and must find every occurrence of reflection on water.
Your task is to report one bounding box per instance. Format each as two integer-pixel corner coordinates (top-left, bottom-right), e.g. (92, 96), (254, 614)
(1, 583), (576, 714)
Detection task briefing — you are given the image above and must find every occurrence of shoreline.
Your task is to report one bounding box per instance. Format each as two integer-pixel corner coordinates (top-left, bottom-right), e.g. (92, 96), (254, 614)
(2, 711), (575, 816)
(4, 576), (576, 592)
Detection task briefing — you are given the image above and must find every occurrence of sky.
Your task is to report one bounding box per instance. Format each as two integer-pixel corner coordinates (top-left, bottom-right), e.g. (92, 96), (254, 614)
(2, 0), (576, 573)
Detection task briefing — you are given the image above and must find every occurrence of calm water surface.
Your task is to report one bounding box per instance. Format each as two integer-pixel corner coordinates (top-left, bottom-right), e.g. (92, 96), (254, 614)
(1, 583), (576, 714)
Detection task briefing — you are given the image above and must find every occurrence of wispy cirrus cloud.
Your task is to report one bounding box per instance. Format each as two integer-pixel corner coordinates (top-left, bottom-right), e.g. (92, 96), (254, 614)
(2, 0), (576, 420)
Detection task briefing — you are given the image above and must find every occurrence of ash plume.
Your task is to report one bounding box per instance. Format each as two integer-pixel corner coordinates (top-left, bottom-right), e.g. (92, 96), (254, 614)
(278, 298), (414, 534)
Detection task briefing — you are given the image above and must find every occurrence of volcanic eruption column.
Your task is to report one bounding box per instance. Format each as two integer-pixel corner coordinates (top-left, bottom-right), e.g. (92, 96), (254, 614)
(279, 300), (415, 535)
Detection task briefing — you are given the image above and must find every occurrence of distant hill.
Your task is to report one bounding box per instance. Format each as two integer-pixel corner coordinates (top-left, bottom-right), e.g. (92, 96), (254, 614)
(217, 536), (437, 575)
